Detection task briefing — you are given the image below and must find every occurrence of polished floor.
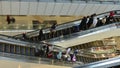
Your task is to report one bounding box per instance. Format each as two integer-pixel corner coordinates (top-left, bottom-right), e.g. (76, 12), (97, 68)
(0, 15), (82, 30)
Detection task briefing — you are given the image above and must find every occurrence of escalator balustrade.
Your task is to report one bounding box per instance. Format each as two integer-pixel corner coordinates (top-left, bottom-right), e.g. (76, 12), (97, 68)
(0, 42), (35, 56)
(0, 39), (114, 64)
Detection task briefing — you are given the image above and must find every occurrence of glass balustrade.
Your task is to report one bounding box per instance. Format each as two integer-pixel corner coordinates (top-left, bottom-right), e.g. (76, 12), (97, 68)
(48, 22), (120, 42)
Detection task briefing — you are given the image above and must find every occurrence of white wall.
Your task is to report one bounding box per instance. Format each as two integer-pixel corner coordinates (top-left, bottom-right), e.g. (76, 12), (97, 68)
(0, 1), (120, 16)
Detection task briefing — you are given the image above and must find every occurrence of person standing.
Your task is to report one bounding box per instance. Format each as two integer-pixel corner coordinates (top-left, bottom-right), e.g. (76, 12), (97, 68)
(22, 32), (27, 40)
(38, 29), (44, 41)
(79, 16), (87, 30)
(96, 18), (103, 27)
(57, 51), (62, 60)
(11, 17), (15, 23)
(109, 11), (115, 17)
(6, 15), (11, 24)
(50, 23), (57, 32)
(87, 15), (94, 29)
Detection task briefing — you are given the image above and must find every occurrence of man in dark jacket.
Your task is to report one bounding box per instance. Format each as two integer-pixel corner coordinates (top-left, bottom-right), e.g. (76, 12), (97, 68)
(79, 16), (87, 30)
(87, 15), (94, 28)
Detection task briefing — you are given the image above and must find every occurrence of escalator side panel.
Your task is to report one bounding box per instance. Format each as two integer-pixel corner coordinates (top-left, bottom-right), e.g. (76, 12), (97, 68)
(30, 48), (35, 56)
(0, 43), (4, 52)
(25, 47), (30, 56)
(4, 44), (10, 53)
(15, 45), (20, 54)
(20, 46), (25, 55)
(10, 45), (15, 54)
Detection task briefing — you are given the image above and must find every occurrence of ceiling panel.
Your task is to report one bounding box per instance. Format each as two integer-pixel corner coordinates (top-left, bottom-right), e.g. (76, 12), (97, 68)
(87, 4), (100, 15)
(67, 4), (79, 15)
(104, 5), (114, 12)
(52, 3), (63, 15)
(74, 4), (86, 16)
(112, 5), (120, 11)
(117, 5), (120, 10)
(36, 2), (47, 15)
(44, 3), (55, 15)
(11, 2), (20, 15)
(20, 2), (29, 15)
(0, 2), (2, 15)
(59, 3), (71, 15)
(96, 4), (108, 14)
(28, 2), (38, 15)
(1, 1), (11, 15)
(80, 4), (94, 16)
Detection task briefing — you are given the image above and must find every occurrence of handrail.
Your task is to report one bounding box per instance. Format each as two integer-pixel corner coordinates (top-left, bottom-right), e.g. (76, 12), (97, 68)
(0, 34), (65, 51)
(13, 10), (120, 38)
(0, 38), (37, 48)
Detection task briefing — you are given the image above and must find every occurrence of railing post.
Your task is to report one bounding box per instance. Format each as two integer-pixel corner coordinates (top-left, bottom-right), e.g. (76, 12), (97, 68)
(51, 59), (54, 65)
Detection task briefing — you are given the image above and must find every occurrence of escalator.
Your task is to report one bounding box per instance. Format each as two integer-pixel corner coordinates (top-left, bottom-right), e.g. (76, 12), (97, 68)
(0, 34), (120, 67)
(74, 55), (120, 68)
(0, 37), (37, 56)
(0, 36), (120, 68)
(0, 37), (76, 67)
(13, 10), (120, 43)
(0, 35), (66, 57)
(47, 22), (120, 48)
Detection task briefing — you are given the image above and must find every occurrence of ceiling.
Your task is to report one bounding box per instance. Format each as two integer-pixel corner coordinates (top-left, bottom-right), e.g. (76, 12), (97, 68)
(0, 1), (120, 15)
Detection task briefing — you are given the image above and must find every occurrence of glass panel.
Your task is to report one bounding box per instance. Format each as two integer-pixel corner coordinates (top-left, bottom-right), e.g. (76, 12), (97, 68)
(30, 48), (35, 56)
(20, 46), (25, 55)
(25, 47), (30, 56)
(4, 44), (10, 53)
(10, 45), (14, 53)
(48, 22), (119, 42)
(0, 44), (4, 52)
(15, 45), (20, 54)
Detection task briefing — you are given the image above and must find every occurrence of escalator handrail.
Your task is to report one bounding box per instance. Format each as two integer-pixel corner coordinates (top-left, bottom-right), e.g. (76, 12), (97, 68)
(0, 37), (38, 48)
(0, 36), (65, 50)
(0, 34), (13, 38)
